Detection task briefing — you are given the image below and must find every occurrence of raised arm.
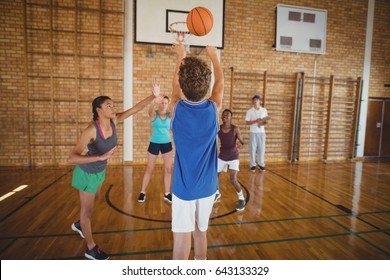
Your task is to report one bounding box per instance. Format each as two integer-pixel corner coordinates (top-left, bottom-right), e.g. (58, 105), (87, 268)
(207, 46), (224, 111)
(148, 100), (157, 121)
(115, 80), (160, 123)
(170, 45), (186, 113)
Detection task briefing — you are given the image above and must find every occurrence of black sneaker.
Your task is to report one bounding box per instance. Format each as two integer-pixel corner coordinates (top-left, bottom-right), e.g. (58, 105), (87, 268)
(71, 221), (85, 238)
(138, 192), (146, 203)
(85, 245), (109, 260)
(258, 165), (265, 171)
(164, 193), (172, 203)
(236, 199), (246, 211)
(214, 192), (221, 203)
(250, 166), (256, 172)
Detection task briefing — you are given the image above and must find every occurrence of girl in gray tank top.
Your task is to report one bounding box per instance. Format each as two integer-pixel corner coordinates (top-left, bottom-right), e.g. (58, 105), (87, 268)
(68, 80), (161, 260)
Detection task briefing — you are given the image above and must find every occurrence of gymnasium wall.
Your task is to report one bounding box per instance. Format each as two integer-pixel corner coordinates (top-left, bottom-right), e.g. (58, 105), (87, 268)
(0, 0), (124, 166)
(369, 0), (390, 98)
(0, 0), (389, 166)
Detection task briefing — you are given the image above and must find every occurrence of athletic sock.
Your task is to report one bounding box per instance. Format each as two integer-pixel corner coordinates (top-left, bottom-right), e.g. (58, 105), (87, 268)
(237, 190), (244, 200)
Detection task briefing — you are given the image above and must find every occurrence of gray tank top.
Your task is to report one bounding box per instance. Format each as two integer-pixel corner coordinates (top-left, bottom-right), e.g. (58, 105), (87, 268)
(78, 120), (117, 173)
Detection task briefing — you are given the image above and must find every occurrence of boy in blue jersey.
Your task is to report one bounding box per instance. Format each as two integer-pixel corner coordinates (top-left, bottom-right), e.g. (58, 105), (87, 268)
(170, 45), (224, 260)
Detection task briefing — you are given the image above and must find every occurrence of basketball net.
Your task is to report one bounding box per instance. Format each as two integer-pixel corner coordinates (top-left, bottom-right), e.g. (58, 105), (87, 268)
(169, 22), (191, 53)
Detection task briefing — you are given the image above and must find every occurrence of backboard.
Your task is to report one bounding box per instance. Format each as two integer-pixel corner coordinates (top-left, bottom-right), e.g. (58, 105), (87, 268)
(135, 0), (225, 49)
(275, 4), (327, 55)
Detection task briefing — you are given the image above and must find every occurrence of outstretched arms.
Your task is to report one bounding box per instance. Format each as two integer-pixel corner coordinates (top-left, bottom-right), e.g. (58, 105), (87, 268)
(148, 101), (156, 120)
(115, 80), (160, 123)
(207, 47), (224, 111)
(170, 45), (186, 113)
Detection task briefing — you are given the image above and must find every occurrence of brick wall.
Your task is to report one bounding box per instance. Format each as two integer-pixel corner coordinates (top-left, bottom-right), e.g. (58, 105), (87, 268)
(0, 0), (389, 166)
(0, 0), (28, 165)
(370, 0), (390, 97)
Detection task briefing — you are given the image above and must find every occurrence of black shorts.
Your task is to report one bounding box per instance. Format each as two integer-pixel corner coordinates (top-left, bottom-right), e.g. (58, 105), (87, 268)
(148, 142), (173, 155)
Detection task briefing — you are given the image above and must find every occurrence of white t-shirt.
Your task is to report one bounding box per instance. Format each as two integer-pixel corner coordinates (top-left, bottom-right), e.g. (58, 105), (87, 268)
(245, 107), (268, 133)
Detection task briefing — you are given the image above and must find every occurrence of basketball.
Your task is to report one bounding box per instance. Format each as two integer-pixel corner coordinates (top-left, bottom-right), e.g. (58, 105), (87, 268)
(186, 7), (214, 36)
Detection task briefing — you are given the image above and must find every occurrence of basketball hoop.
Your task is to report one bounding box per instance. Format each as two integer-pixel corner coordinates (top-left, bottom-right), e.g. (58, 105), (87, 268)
(169, 22), (191, 51)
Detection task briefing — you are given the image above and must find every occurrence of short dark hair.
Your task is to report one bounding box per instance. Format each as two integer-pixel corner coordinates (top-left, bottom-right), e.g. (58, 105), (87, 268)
(179, 57), (211, 102)
(252, 95), (261, 100)
(222, 109), (233, 116)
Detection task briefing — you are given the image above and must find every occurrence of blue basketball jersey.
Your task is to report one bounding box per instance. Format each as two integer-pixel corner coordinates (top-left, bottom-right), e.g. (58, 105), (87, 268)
(171, 99), (219, 200)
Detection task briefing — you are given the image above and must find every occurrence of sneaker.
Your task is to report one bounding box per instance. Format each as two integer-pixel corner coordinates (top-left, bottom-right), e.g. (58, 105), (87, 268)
(214, 192), (221, 203)
(71, 221), (84, 238)
(138, 192), (146, 203)
(250, 166), (256, 172)
(258, 165), (265, 171)
(164, 193), (172, 203)
(236, 199), (246, 211)
(85, 245), (109, 260)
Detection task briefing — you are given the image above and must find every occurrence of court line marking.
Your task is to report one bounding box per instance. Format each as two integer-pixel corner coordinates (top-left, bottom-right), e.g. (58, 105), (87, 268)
(264, 167), (390, 233)
(1, 165), (389, 259)
(264, 168), (353, 213)
(0, 169), (72, 223)
(105, 183), (251, 222)
(264, 165), (390, 256)
(51, 230), (390, 260)
(1, 218), (388, 258)
(1, 211), (389, 240)
(327, 216), (390, 255)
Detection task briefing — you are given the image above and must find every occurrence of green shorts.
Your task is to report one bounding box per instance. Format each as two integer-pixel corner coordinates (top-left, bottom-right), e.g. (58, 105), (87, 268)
(72, 165), (106, 193)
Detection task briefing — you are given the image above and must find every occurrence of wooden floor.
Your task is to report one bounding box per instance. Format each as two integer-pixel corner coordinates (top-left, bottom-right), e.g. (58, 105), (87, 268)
(0, 160), (389, 260)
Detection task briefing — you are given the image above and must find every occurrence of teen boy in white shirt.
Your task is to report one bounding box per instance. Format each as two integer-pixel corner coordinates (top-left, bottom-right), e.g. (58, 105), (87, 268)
(245, 95), (269, 172)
